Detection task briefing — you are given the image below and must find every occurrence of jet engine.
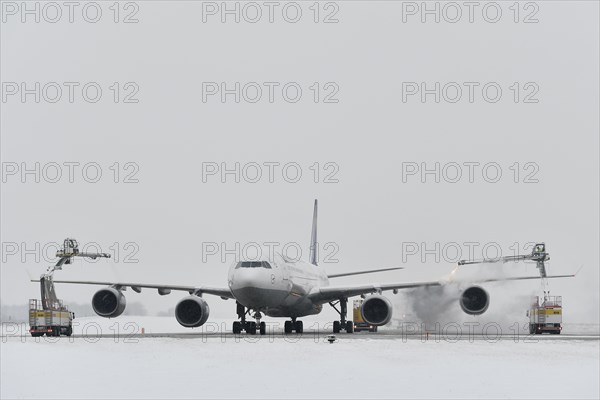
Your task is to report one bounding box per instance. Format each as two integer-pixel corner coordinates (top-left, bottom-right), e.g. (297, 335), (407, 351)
(175, 296), (210, 328)
(92, 287), (126, 318)
(459, 286), (489, 315)
(361, 295), (393, 326)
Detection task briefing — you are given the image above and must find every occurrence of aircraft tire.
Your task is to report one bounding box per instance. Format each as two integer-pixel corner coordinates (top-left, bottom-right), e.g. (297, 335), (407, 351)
(333, 321), (341, 333)
(345, 321), (354, 333)
(284, 321), (293, 334)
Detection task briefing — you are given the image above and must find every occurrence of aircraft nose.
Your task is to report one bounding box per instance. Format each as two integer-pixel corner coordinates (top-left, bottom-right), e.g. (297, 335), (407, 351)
(230, 267), (282, 307)
(232, 268), (262, 289)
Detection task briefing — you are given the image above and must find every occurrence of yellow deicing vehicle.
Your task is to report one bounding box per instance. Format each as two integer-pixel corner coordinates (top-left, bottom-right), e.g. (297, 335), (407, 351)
(527, 295), (562, 334)
(28, 238), (110, 337)
(29, 297), (74, 337)
(353, 299), (378, 332)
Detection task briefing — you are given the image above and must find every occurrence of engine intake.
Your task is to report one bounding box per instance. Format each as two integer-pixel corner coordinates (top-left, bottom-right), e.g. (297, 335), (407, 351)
(175, 296), (210, 328)
(92, 287), (126, 318)
(460, 286), (489, 315)
(361, 295), (393, 326)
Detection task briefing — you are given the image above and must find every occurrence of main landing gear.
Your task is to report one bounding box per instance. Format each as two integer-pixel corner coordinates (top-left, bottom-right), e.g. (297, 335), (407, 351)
(232, 302), (266, 335)
(284, 318), (303, 334)
(330, 298), (354, 333)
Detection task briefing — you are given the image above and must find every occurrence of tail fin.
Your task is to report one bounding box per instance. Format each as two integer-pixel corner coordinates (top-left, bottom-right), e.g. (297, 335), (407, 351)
(309, 199), (318, 265)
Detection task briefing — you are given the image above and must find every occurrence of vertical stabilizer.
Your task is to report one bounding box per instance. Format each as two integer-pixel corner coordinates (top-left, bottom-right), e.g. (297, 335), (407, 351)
(309, 199), (318, 265)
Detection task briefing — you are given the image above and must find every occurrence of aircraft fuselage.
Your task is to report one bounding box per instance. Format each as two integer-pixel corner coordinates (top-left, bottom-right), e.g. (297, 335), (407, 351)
(227, 253), (328, 318)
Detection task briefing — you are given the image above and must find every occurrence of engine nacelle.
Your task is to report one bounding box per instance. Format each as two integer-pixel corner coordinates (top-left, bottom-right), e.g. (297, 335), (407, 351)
(175, 296), (210, 328)
(92, 287), (126, 318)
(460, 286), (489, 315)
(361, 295), (393, 326)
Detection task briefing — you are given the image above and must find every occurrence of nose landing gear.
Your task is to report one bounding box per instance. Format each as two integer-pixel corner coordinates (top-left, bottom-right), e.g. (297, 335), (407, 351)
(284, 318), (303, 334)
(232, 302), (267, 335)
(252, 311), (266, 335)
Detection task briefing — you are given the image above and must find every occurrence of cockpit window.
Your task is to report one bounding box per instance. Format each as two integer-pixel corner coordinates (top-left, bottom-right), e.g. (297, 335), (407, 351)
(235, 261), (272, 269)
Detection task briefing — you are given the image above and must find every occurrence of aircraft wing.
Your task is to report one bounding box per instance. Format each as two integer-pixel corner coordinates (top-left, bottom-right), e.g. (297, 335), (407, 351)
(32, 279), (234, 300)
(308, 274), (575, 304)
(327, 267), (403, 278)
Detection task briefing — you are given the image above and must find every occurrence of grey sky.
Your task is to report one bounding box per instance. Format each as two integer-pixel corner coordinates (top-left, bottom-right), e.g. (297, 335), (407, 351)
(1, 1), (598, 323)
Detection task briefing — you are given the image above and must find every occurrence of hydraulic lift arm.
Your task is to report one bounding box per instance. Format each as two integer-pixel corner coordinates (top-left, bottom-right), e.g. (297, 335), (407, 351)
(457, 243), (550, 278)
(40, 238), (111, 310)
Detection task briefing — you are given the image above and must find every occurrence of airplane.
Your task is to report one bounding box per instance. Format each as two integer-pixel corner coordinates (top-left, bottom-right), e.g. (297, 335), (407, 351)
(40, 200), (575, 335)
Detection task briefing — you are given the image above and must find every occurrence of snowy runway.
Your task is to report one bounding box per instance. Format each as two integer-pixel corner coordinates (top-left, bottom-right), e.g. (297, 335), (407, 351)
(2, 329), (598, 399)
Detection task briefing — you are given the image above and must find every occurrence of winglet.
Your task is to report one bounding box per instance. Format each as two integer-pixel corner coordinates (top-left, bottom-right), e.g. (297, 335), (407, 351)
(309, 199), (318, 266)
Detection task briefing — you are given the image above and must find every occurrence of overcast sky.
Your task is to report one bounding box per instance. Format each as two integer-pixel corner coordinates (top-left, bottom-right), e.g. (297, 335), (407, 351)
(1, 1), (598, 323)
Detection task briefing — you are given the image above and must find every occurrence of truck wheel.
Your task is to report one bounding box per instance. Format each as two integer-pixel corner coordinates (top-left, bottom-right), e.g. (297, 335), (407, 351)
(294, 321), (303, 334)
(66, 327), (73, 337)
(259, 322), (266, 335)
(284, 321), (293, 334)
(529, 324), (535, 334)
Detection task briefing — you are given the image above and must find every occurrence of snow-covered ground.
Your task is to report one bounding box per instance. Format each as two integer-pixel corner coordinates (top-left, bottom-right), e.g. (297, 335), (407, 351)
(3, 315), (598, 337)
(1, 318), (599, 399)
